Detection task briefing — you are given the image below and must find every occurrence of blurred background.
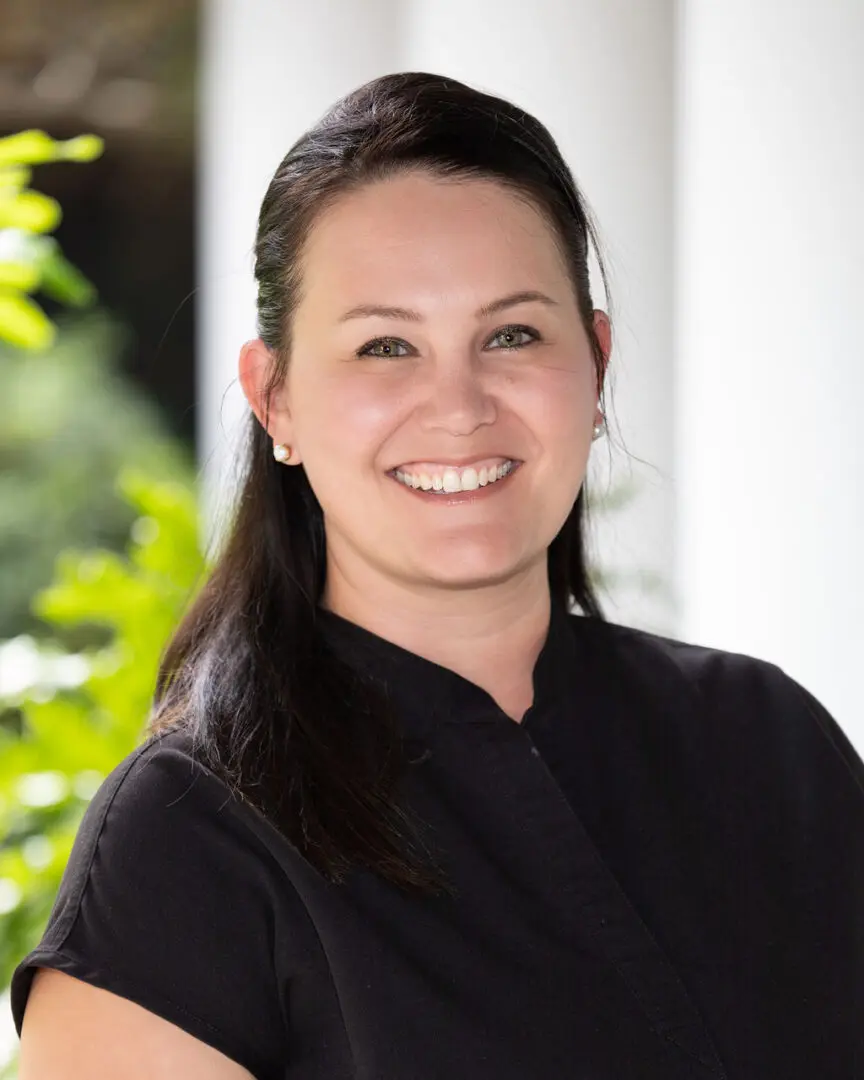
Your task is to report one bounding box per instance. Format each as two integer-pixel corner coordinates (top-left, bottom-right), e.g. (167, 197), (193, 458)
(0, 0), (862, 1072)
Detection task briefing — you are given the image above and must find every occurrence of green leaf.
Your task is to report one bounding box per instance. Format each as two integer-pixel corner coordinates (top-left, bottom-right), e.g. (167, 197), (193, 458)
(0, 291), (55, 349)
(0, 190), (62, 233)
(59, 135), (104, 162)
(0, 261), (40, 291)
(0, 130), (104, 167)
(39, 247), (96, 307)
(0, 131), (59, 166)
(0, 232), (95, 307)
(0, 165), (32, 191)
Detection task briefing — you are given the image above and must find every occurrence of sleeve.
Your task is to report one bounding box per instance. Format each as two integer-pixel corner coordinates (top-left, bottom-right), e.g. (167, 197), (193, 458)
(9, 731), (289, 1080)
(781, 672), (864, 797)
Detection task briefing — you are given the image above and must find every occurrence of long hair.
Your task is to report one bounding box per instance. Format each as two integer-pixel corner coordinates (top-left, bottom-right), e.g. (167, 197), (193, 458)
(149, 73), (613, 897)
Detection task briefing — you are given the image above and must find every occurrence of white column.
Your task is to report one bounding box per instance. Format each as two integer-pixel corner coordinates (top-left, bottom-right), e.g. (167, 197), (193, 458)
(403, 0), (678, 635)
(197, 0), (403, 552)
(676, 1), (864, 746)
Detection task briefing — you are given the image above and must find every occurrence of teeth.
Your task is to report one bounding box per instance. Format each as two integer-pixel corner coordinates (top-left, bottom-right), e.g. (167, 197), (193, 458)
(395, 460), (515, 493)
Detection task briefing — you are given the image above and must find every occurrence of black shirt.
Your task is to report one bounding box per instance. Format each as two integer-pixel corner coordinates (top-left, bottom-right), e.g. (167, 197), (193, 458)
(10, 600), (864, 1078)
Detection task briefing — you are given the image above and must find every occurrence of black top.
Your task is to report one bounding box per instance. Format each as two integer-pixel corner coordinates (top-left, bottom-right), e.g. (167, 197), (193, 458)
(10, 600), (864, 1078)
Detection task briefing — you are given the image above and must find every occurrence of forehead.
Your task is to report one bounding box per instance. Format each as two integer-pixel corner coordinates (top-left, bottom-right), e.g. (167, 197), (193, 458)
(298, 172), (568, 306)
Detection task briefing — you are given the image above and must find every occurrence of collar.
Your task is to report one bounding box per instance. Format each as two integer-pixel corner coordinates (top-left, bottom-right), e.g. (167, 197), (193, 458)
(313, 596), (582, 743)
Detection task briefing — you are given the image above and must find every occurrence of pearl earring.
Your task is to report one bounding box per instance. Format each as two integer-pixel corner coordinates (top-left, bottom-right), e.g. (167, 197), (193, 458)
(273, 443), (291, 462)
(592, 413), (606, 442)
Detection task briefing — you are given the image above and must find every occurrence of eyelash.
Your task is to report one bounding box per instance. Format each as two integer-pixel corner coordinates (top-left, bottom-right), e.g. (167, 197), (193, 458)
(355, 323), (541, 359)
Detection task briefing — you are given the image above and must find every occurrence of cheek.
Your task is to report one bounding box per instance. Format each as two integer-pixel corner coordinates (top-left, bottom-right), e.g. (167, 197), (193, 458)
(510, 366), (594, 451)
(298, 375), (400, 463)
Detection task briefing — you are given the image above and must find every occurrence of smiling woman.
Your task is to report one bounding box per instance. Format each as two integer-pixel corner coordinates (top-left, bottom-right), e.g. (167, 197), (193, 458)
(11, 72), (864, 1080)
(239, 167), (607, 620)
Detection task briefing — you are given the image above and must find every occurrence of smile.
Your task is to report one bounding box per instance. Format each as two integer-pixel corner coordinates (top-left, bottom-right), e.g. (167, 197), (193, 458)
(388, 460), (522, 501)
(391, 458), (518, 494)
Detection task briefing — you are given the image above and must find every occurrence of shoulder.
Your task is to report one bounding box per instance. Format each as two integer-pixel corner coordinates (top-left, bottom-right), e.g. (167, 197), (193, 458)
(25, 725), (294, 956)
(568, 612), (864, 800)
(568, 611), (778, 695)
(85, 725), (225, 806)
(58, 728), (268, 899)
(71, 724), (303, 859)
(568, 610), (809, 710)
(565, 612), (795, 724)
(10, 728), (298, 1075)
(107, 726), (237, 814)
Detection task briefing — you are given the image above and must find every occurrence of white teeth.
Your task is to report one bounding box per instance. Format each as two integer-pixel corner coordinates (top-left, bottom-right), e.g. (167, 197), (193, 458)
(394, 460), (515, 493)
(444, 468), (473, 494)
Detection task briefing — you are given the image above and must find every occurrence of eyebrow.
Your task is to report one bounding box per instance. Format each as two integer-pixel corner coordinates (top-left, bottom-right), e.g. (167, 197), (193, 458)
(336, 290), (560, 324)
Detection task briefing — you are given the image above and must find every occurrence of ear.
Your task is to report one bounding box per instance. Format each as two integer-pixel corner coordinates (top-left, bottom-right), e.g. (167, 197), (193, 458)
(592, 310), (612, 391)
(238, 338), (291, 438)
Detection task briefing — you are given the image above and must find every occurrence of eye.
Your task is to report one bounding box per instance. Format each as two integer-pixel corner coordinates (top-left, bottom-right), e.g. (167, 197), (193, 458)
(356, 336), (412, 359)
(487, 324), (540, 351)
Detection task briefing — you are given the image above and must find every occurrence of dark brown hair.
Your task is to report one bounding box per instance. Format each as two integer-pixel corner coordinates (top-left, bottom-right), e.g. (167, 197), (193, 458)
(150, 72), (613, 896)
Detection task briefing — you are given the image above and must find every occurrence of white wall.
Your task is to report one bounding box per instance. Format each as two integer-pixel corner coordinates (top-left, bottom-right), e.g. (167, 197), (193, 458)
(676, 0), (864, 745)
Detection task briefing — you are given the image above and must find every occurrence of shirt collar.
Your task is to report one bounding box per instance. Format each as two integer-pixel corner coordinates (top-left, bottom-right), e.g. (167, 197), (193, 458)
(313, 596), (581, 743)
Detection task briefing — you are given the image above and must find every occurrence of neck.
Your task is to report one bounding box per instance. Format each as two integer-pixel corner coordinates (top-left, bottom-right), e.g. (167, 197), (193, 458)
(319, 570), (552, 723)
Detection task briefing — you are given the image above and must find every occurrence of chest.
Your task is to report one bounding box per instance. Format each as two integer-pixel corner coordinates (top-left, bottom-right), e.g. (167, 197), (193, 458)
(275, 712), (864, 1078)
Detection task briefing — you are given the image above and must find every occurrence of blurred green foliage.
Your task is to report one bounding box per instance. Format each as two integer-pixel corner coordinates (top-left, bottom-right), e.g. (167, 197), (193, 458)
(0, 314), (196, 643)
(0, 469), (205, 1076)
(0, 130), (104, 352)
(0, 127), (203, 1077)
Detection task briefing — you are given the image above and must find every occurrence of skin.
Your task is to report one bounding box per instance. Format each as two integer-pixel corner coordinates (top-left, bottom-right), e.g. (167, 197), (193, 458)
(20, 968), (255, 1078)
(240, 170), (611, 722)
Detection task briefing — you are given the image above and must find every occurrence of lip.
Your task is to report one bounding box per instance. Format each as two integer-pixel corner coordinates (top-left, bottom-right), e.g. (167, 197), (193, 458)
(388, 455), (522, 473)
(387, 460), (522, 502)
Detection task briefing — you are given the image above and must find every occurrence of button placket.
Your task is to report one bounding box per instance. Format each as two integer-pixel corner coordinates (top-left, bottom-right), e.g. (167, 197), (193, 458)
(490, 721), (727, 1079)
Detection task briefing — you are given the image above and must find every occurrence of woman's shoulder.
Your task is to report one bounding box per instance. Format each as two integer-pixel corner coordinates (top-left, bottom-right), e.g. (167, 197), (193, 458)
(88, 725), (234, 811)
(568, 610), (785, 689)
(568, 611), (864, 799)
(80, 725), (213, 815)
(568, 610), (821, 710)
(19, 724), (292, 955)
(65, 723), (314, 901)
(65, 726), (257, 864)
(10, 725), (297, 1074)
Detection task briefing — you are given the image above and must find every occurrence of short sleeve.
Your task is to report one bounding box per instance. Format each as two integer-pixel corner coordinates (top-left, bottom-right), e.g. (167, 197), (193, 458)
(9, 730), (289, 1080)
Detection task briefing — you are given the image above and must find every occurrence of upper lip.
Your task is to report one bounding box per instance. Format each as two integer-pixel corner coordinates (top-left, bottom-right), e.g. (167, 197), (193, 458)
(390, 454), (521, 471)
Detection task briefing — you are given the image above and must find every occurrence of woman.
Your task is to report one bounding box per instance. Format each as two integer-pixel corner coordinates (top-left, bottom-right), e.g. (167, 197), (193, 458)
(11, 72), (864, 1079)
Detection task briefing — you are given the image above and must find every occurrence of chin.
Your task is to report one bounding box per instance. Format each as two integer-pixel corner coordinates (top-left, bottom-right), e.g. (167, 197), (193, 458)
(410, 545), (536, 589)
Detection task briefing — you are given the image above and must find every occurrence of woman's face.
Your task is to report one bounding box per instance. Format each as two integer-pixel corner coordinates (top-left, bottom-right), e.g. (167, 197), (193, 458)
(242, 170), (610, 610)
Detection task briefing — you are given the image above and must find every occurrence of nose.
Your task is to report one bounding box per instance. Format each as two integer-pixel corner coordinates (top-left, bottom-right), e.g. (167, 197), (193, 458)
(418, 361), (498, 436)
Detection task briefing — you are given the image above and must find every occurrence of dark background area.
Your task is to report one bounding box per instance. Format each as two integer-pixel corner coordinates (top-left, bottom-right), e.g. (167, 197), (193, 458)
(0, 0), (198, 444)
